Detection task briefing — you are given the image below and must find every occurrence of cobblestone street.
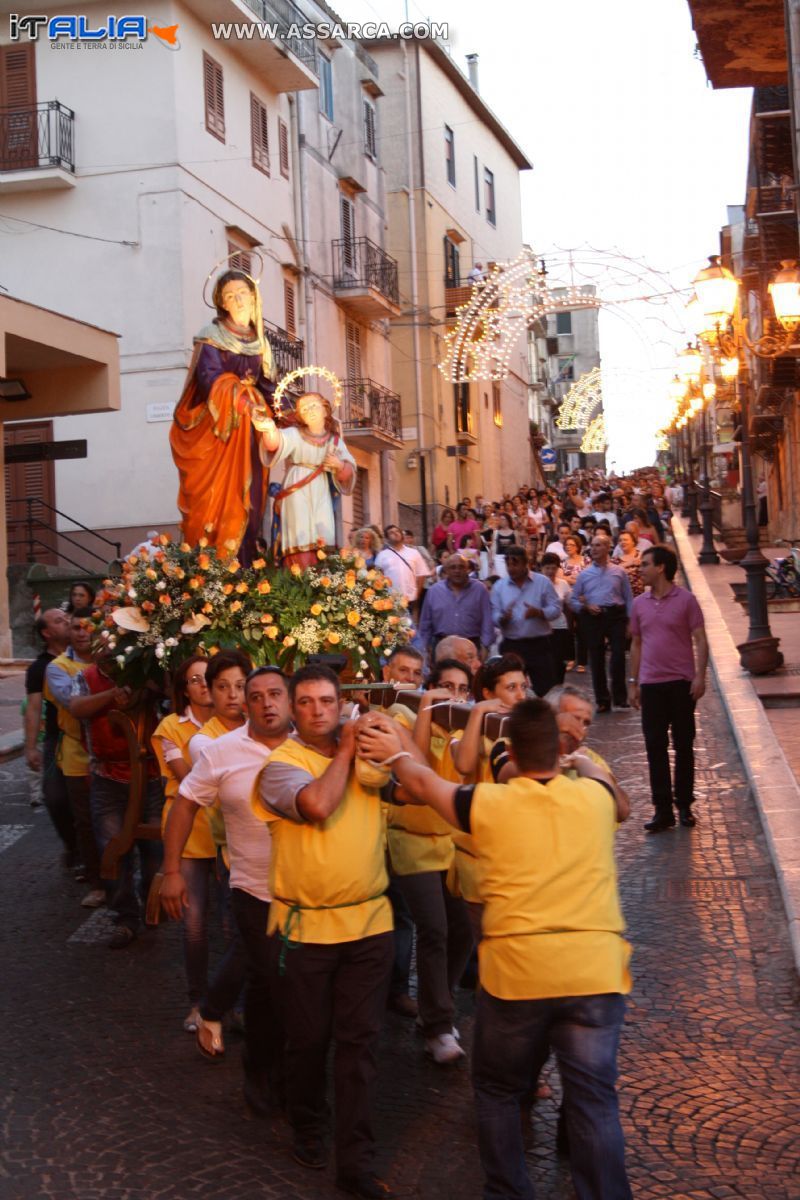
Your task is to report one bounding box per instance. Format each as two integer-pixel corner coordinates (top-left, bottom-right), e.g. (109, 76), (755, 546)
(1, 675), (798, 1200)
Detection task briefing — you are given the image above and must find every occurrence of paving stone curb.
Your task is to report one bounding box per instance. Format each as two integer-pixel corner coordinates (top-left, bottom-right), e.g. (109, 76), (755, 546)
(674, 516), (800, 974)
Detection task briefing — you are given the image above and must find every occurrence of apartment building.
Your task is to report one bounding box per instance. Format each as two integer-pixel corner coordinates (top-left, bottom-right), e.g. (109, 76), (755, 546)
(547, 288), (604, 474)
(366, 39), (533, 533)
(0, 0), (399, 561)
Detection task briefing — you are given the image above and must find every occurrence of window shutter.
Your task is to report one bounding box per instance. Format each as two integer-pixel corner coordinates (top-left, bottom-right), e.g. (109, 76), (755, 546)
(203, 52), (225, 142)
(226, 238), (251, 275)
(345, 321), (362, 381)
(341, 197), (356, 270)
(4, 421), (56, 566)
(250, 93), (269, 175)
(364, 101), (376, 158)
(0, 45), (37, 168)
(284, 279), (296, 337)
(352, 467), (367, 527)
(278, 118), (290, 178)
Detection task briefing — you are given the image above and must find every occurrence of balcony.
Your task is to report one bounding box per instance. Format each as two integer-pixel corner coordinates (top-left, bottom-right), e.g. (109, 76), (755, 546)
(264, 319), (304, 394)
(340, 379), (403, 450)
(333, 237), (401, 318)
(0, 101), (75, 192)
(189, 0), (318, 91)
(445, 285), (473, 318)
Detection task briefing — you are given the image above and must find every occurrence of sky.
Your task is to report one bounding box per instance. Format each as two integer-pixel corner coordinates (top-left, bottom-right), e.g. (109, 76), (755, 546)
(338, 0), (754, 470)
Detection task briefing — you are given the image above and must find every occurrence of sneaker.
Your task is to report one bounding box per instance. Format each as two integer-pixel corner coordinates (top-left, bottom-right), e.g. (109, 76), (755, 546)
(183, 1006), (201, 1033)
(424, 1032), (465, 1064)
(81, 888), (107, 908)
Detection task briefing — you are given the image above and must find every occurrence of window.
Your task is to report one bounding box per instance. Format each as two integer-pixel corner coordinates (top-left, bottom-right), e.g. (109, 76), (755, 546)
(345, 320), (362, 381)
(203, 52), (225, 142)
(556, 355), (575, 383)
(473, 154), (480, 212)
(250, 94), (269, 175)
(556, 311), (572, 335)
(319, 53), (334, 120)
(227, 230), (253, 274)
(352, 467), (368, 527)
(444, 236), (460, 287)
(364, 100), (377, 160)
(484, 168), (496, 225)
(0, 45), (37, 168)
(284, 278), (296, 337)
(454, 383), (471, 435)
(445, 125), (456, 186)
(492, 383), (502, 428)
(278, 118), (290, 178)
(340, 196), (356, 271)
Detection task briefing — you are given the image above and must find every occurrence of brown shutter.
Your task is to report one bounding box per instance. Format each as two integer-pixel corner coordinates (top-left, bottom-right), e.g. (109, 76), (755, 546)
(278, 118), (290, 178)
(351, 468), (366, 527)
(250, 93), (269, 175)
(203, 52), (225, 142)
(341, 197), (356, 270)
(364, 101), (376, 158)
(0, 45), (37, 169)
(4, 421), (56, 566)
(226, 238), (251, 274)
(345, 321), (362, 381)
(284, 279), (296, 337)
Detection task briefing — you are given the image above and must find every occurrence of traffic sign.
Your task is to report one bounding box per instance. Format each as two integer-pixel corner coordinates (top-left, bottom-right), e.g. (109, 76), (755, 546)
(540, 446), (557, 464)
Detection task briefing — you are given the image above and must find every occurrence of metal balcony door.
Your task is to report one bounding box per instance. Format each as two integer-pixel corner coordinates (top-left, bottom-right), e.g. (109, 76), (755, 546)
(340, 197), (356, 274)
(4, 421), (56, 565)
(0, 45), (37, 170)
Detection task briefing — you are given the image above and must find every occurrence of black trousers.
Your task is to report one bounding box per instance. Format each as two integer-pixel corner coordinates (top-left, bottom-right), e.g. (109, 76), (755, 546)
(42, 736), (77, 855)
(549, 628), (574, 685)
(500, 635), (555, 697)
(230, 889), (284, 1096)
(276, 929), (393, 1175)
(578, 608), (628, 706)
(640, 679), (697, 816)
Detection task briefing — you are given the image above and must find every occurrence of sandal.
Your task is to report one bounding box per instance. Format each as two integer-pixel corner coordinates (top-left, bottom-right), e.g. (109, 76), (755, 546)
(183, 1006), (201, 1033)
(196, 1017), (225, 1060)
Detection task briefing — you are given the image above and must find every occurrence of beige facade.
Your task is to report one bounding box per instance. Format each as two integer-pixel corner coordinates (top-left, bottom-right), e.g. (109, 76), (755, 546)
(368, 39), (533, 531)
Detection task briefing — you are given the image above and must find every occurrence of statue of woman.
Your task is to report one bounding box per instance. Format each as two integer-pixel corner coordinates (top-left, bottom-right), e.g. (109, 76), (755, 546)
(170, 270), (276, 564)
(257, 393), (355, 569)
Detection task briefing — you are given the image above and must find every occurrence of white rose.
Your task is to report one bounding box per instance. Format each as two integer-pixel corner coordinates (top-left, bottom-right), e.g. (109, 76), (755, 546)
(156, 580), (166, 591)
(116, 655), (125, 667)
(127, 589), (137, 599)
(155, 644), (165, 659)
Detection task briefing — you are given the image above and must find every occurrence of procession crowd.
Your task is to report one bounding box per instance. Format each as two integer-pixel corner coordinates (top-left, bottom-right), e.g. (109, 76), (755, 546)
(22, 467), (708, 1200)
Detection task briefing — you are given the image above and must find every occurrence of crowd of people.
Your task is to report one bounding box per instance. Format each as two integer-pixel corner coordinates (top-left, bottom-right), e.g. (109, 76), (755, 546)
(22, 466), (709, 1200)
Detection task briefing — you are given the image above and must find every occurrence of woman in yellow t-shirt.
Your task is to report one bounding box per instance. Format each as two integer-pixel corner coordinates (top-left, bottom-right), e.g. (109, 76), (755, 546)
(393, 657), (475, 1065)
(152, 656), (214, 1033)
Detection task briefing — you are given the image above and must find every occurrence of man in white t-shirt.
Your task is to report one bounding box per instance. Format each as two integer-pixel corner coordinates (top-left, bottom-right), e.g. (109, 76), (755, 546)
(160, 667), (292, 1117)
(375, 524), (430, 609)
(545, 522), (572, 562)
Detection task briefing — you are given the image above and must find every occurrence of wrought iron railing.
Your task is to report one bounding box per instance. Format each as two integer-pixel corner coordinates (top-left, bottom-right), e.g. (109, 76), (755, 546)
(0, 101), (74, 172)
(6, 498), (121, 570)
(332, 237), (400, 306)
(264, 319), (304, 384)
(341, 379), (402, 441)
(240, 0), (318, 74)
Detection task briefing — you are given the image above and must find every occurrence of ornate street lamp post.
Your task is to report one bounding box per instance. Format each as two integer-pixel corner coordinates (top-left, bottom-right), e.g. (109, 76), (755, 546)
(690, 256), (800, 666)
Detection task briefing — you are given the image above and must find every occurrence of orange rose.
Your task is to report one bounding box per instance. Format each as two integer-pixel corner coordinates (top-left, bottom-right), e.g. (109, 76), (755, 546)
(235, 581), (248, 594)
(320, 576), (332, 588)
(145, 568), (157, 581)
(363, 588), (375, 601)
(141, 600), (155, 613)
(189, 577), (201, 590)
(371, 637), (381, 647)
(283, 636), (296, 647)
(208, 645), (219, 656)
(198, 554), (210, 570)
(230, 600), (243, 613)
(227, 558), (241, 574)
(317, 550), (327, 560)
(202, 603), (213, 614)
(257, 580), (271, 595)
(327, 631), (341, 645)
(252, 558), (266, 570)
(198, 536), (209, 549)
(223, 583), (234, 596)
(310, 603), (323, 616)
(159, 594), (171, 606)
(180, 542), (192, 553)
(224, 539), (238, 552)
(290, 564), (302, 577)
(260, 613), (273, 624)
(347, 610), (361, 626)
(159, 533), (171, 546)
(265, 625), (279, 639)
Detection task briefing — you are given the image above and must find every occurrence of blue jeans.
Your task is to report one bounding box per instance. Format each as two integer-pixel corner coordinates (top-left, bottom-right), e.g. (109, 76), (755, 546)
(473, 989), (631, 1200)
(89, 773), (163, 931)
(180, 857), (217, 1005)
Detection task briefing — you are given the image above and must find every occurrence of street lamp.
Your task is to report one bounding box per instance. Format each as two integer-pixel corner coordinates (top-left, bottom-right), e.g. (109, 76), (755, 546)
(690, 254), (799, 667)
(675, 343), (720, 563)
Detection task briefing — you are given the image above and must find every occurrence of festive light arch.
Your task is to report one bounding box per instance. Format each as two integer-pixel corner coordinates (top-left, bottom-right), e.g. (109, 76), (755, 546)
(579, 413), (608, 454)
(555, 367), (603, 430)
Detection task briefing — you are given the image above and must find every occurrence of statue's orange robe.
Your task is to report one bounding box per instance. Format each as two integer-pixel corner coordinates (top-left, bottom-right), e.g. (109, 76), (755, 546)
(170, 340), (272, 556)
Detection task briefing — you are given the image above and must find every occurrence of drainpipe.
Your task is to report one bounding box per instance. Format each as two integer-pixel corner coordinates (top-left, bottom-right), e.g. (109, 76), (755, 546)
(402, 40), (429, 544)
(289, 93), (315, 360)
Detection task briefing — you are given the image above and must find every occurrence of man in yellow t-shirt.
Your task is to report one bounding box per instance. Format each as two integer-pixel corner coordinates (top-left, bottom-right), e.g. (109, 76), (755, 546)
(252, 664), (395, 1200)
(357, 698), (633, 1200)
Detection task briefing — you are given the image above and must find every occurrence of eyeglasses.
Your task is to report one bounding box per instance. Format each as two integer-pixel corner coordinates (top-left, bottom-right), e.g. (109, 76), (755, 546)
(186, 674), (207, 685)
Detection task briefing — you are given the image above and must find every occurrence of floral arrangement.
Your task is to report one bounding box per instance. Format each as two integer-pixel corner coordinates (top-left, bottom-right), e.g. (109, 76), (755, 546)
(95, 535), (414, 687)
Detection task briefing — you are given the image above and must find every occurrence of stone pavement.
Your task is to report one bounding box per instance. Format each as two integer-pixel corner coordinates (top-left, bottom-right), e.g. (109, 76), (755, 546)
(674, 518), (800, 971)
(1, 675), (799, 1200)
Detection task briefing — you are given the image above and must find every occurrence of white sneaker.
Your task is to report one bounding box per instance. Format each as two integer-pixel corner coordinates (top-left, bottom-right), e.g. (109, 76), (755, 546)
(424, 1032), (465, 1064)
(81, 888), (106, 908)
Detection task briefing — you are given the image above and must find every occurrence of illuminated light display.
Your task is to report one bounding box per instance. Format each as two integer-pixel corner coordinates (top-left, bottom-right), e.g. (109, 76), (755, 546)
(579, 413), (607, 454)
(273, 365), (343, 414)
(555, 366), (603, 430)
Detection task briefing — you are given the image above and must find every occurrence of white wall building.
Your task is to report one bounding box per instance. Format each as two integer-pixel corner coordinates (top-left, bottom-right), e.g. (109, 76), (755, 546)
(0, 0), (399, 560)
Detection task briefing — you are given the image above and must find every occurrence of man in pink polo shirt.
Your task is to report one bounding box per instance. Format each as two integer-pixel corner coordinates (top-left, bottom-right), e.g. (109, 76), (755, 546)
(628, 544), (708, 833)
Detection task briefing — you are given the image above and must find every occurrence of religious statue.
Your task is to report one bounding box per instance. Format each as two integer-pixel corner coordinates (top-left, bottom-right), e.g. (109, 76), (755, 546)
(257, 392), (355, 569)
(169, 269), (276, 564)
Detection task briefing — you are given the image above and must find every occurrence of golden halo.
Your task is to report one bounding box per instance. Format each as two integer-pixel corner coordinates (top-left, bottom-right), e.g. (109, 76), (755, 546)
(273, 365), (343, 414)
(202, 250), (264, 309)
